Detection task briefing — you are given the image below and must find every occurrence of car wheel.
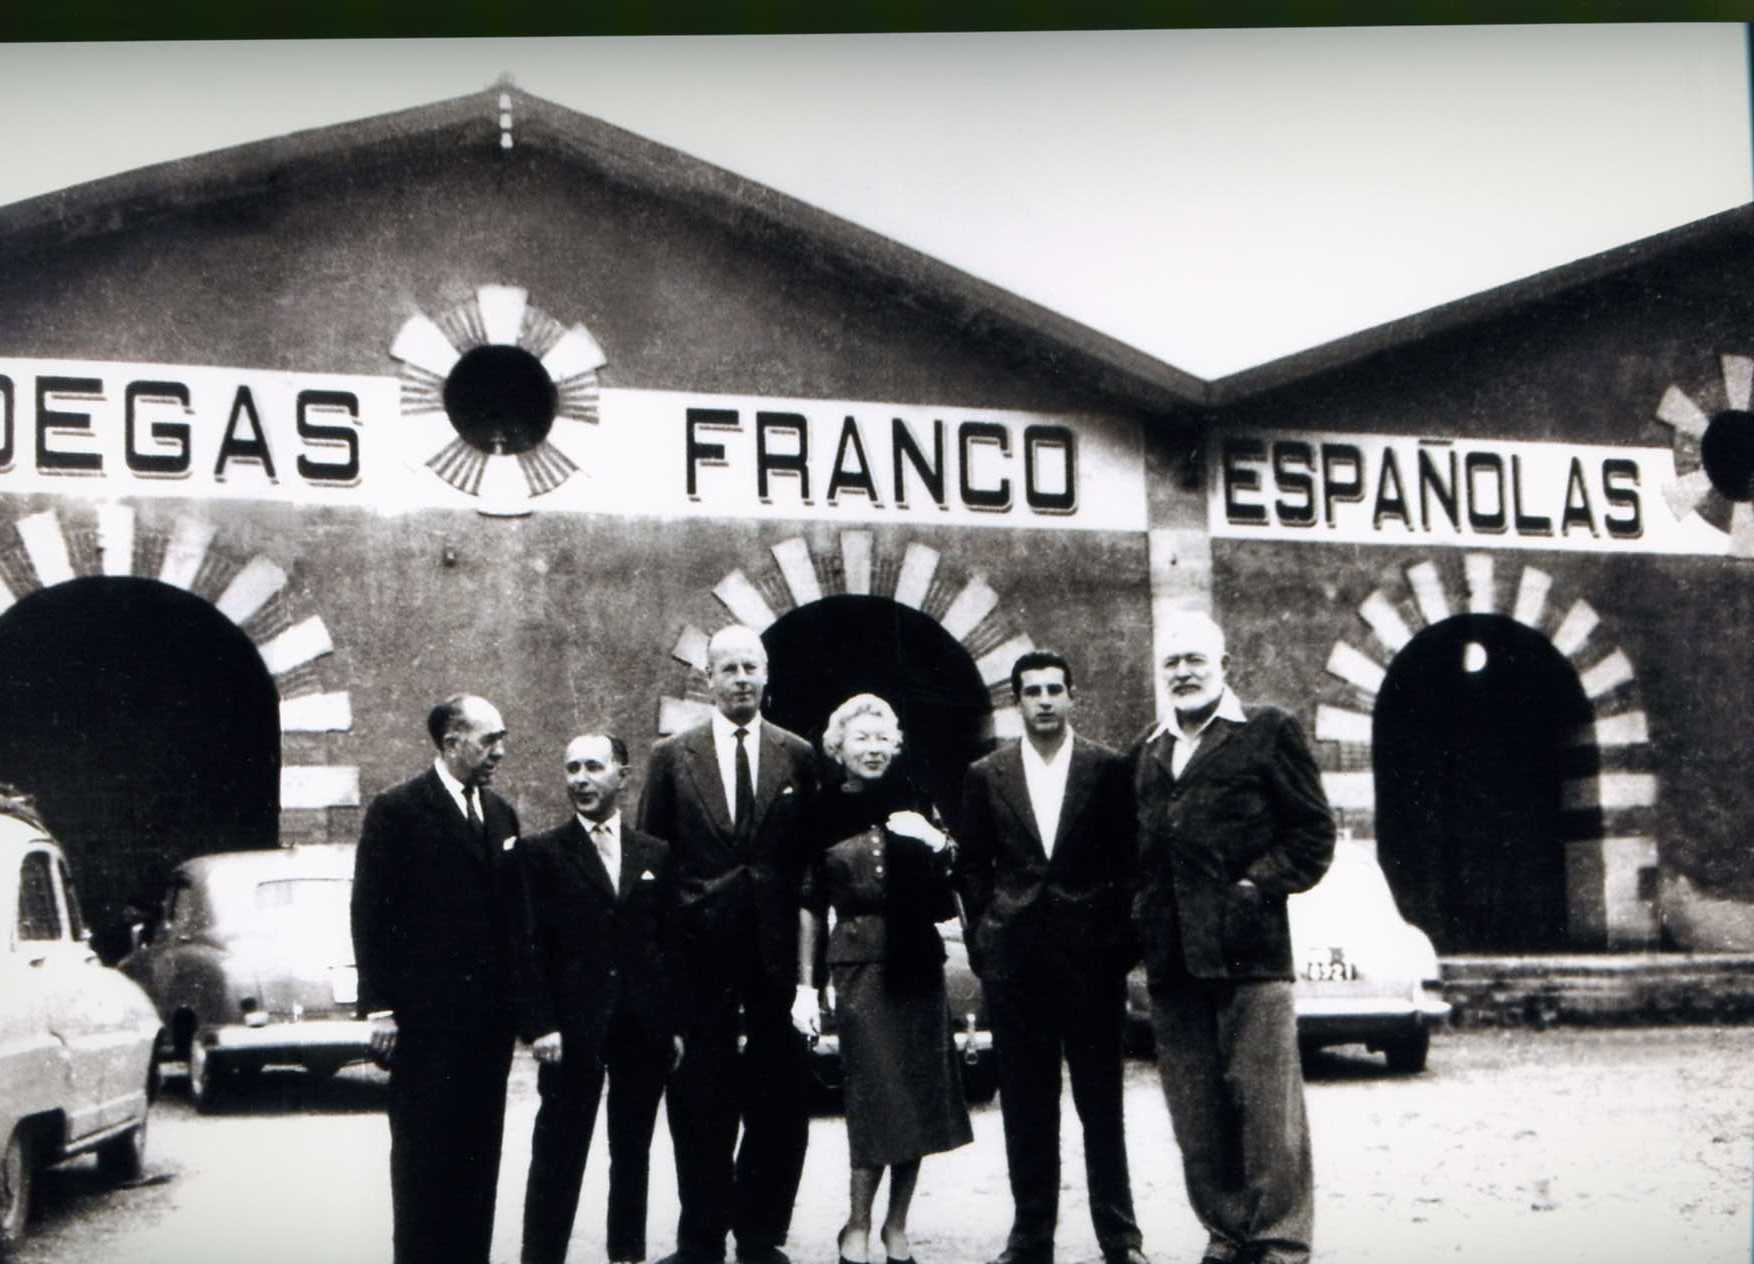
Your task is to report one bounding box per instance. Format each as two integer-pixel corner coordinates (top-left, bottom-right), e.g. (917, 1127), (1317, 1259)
(96, 1117), (147, 1185)
(188, 1038), (227, 1112)
(0, 1128), (32, 1253)
(1383, 1026), (1431, 1074)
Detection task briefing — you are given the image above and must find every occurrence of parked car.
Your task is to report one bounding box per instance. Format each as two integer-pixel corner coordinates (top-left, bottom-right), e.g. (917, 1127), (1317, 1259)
(1, 799), (161, 1254)
(807, 920), (997, 1106)
(1126, 840), (1453, 1072)
(121, 844), (371, 1111)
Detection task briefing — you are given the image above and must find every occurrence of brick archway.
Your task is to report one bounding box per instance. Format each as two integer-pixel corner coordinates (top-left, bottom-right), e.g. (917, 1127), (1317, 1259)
(0, 505), (358, 838)
(655, 531), (1039, 741)
(1315, 553), (1657, 947)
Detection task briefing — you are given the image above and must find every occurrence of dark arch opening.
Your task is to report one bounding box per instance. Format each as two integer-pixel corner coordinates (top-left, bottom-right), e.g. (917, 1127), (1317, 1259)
(1373, 613), (1593, 953)
(0, 577), (280, 931)
(760, 595), (992, 825)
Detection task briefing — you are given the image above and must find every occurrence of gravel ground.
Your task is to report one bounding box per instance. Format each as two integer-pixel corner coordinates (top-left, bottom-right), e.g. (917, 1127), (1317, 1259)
(11, 1025), (1752, 1264)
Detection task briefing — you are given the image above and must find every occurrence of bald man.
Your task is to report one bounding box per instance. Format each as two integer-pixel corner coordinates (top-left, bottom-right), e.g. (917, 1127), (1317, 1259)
(352, 694), (522, 1264)
(637, 626), (819, 1264)
(517, 732), (683, 1264)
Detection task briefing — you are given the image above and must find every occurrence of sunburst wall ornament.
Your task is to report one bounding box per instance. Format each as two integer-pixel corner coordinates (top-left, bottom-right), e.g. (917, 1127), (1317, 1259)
(1654, 352), (1754, 557)
(390, 285), (605, 515)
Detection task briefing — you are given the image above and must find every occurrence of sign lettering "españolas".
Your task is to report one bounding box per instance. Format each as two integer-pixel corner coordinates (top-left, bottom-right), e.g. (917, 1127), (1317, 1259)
(1209, 430), (1716, 556)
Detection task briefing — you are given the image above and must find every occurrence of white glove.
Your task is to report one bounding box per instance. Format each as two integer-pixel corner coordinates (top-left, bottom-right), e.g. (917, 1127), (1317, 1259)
(790, 985), (821, 1041)
(886, 810), (949, 852)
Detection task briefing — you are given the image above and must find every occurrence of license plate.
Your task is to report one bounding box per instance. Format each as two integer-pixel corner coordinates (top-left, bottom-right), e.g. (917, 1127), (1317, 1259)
(1302, 949), (1358, 982)
(330, 966), (358, 1006)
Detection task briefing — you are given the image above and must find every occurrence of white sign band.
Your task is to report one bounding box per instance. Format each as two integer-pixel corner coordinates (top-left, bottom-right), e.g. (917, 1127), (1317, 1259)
(1209, 429), (1728, 556)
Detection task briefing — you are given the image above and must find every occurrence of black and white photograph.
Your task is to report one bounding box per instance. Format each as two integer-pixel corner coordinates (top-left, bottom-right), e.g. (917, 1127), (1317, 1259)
(0, 16), (1751, 1264)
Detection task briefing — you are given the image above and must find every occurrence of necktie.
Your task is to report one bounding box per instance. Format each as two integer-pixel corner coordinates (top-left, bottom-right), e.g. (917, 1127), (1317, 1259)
(733, 726), (755, 842)
(592, 823), (617, 894)
(464, 784), (486, 845)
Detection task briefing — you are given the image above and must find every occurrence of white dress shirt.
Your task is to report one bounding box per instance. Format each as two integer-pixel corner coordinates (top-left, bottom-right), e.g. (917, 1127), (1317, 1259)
(579, 810), (622, 895)
(1020, 729), (1075, 857)
(1150, 687), (1249, 777)
(432, 758), (478, 825)
(710, 710), (762, 824)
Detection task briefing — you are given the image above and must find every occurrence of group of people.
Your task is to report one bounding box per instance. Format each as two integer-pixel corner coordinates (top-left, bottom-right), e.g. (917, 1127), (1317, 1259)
(349, 612), (1337, 1264)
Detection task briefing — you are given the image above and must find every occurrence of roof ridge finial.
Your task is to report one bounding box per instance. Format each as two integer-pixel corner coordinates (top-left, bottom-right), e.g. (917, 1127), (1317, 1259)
(494, 78), (516, 152)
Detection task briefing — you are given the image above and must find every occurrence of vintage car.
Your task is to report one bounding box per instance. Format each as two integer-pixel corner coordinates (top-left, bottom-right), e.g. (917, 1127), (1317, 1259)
(808, 920), (997, 1106)
(121, 844), (371, 1111)
(1, 802), (161, 1253)
(1127, 839), (1452, 1072)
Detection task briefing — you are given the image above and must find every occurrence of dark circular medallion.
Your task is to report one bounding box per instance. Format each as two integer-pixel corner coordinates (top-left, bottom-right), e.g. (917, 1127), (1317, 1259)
(1701, 409), (1754, 502)
(441, 344), (558, 456)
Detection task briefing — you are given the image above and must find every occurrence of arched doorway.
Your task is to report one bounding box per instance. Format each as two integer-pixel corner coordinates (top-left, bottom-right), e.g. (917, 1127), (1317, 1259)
(760, 595), (992, 823)
(0, 576), (281, 928)
(1374, 613), (1592, 953)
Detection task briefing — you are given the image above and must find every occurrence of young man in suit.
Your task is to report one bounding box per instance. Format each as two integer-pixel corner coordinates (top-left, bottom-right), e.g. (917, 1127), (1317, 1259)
(957, 651), (1150, 1264)
(636, 625), (819, 1264)
(351, 693), (521, 1264)
(1131, 612), (1335, 1264)
(516, 732), (685, 1264)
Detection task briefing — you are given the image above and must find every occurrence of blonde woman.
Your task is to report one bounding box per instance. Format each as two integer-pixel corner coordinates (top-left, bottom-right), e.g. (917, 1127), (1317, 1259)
(792, 694), (973, 1264)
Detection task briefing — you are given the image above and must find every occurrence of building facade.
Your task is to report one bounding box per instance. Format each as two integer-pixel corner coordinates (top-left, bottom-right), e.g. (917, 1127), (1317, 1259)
(1, 86), (1750, 954)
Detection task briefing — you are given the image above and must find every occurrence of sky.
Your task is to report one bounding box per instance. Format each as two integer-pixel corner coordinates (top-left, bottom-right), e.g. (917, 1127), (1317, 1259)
(0, 25), (1748, 379)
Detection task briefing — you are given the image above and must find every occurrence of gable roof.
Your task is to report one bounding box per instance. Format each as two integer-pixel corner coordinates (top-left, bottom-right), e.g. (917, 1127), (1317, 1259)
(2, 80), (1749, 418)
(1208, 200), (1754, 406)
(0, 81), (1211, 415)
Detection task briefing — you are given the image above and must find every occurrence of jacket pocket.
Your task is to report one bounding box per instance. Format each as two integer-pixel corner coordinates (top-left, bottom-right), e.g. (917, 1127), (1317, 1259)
(1219, 882), (1270, 967)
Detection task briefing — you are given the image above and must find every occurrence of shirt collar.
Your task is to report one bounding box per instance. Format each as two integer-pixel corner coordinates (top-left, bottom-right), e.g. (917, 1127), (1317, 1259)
(432, 757), (471, 802)
(1019, 728), (1075, 772)
(578, 810), (621, 839)
(711, 709), (763, 744)
(1150, 687), (1247, 743)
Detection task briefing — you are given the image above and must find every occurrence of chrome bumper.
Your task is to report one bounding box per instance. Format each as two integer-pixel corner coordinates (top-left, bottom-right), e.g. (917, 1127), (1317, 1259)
(203, 1018), (375, 1058)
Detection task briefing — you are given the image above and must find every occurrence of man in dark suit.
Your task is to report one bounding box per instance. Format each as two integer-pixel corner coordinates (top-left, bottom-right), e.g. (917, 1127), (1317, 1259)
(351, 693), (521, 1264)
(957, 650), (1150, 1264)
(1131, 612), (1334, 1264)
(516, 731), (684, 1264)
(636, 624), (819, 1264)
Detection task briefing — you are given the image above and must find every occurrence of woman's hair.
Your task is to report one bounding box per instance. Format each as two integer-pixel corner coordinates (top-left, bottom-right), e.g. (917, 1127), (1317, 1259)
(821, 693), (903, 763)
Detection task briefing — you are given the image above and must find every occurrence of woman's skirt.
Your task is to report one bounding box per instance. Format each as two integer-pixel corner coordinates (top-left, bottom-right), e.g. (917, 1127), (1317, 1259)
(831, 959), (975, 1168)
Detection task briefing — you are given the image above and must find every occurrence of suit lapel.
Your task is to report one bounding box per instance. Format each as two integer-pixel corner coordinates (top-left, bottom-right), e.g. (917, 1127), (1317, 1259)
(421, 769), (486, 868)
(1049, 738), (1099, 862)
(681, 725), (736, 840)
(745, 724), (791, 842)
(993, 745), (1046, 858)
(1149, 728), (1178, 781)
(618, 830), (654, 903)
(564, 819), (617, 900)
(1175, 717), (1239, 786)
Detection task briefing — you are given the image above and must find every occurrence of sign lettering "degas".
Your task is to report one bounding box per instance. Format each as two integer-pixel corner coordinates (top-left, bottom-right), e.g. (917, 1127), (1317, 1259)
(0, 364), (373, 492)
